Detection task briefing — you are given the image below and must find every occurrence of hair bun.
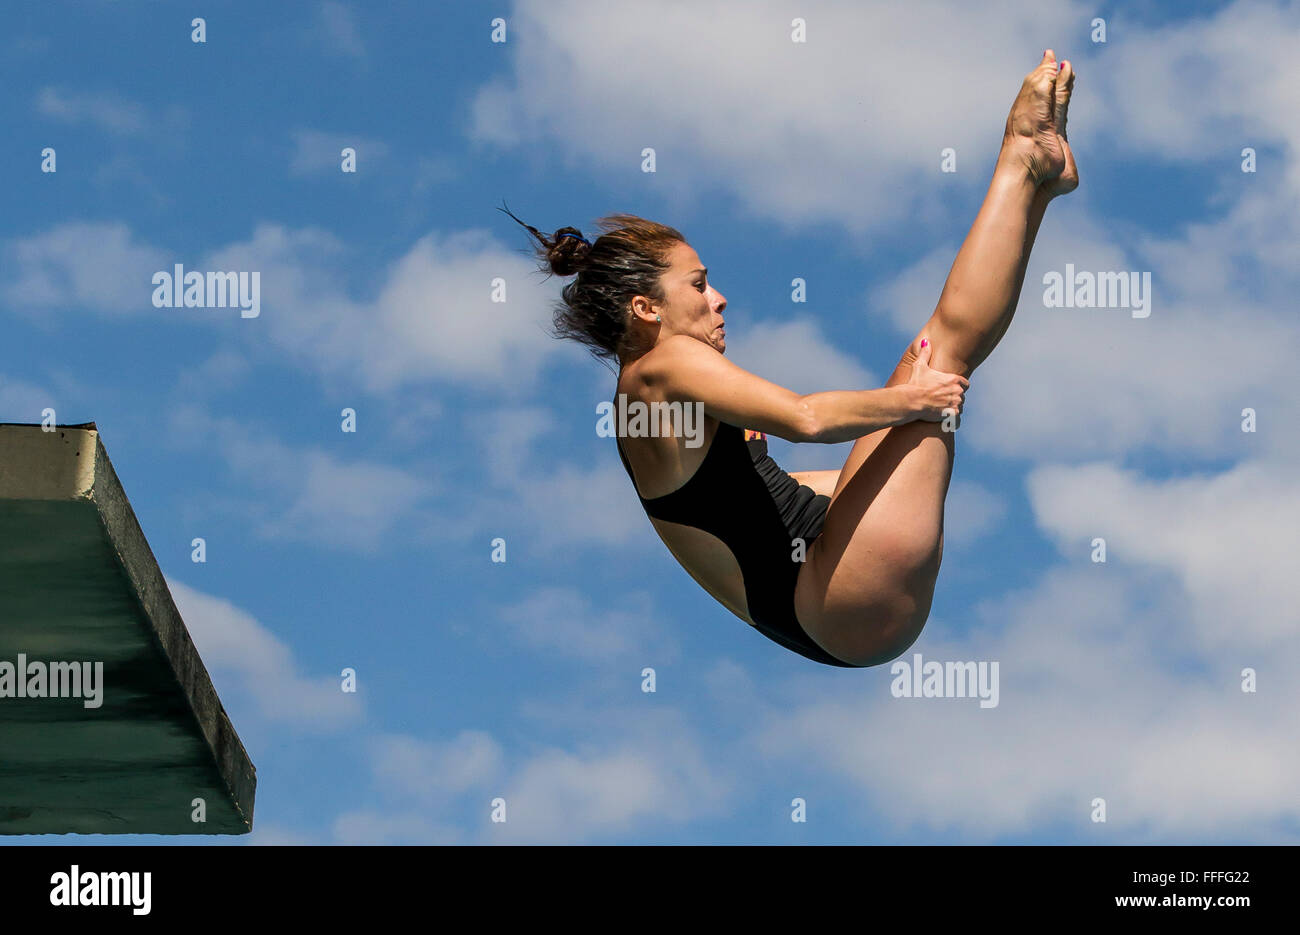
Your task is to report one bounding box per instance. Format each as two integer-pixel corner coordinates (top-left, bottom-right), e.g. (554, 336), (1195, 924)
(547, 227), (589, 277)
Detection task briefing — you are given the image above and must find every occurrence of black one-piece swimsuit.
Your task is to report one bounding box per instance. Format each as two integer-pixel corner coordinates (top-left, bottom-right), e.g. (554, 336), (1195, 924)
(616, 420), (862, 667)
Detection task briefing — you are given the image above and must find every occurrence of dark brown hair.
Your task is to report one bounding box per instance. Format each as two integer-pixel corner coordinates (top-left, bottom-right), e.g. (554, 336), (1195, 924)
(498, 202), (685, 368)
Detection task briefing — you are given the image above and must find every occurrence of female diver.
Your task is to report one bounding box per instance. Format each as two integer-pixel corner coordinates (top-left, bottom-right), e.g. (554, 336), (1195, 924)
(504, 50), (1077, 667)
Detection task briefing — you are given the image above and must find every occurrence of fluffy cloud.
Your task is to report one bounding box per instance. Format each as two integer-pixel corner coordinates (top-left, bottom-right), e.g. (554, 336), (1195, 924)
(167, 403), (437, 551)
(468, 404), (649, 549)
(942, 477), (1009, 548)
(0, 373), (57, 422)
(2, 222), (169, 314)
(35, 87), (149, 135)
(331, 709), (732, 844)
(309, 1), (366, 60)
(166, 578), (361, 730)
(288, 129), (389, 175)
(496, 586), (678, 664)
(471, 0), (1087, 235)
(1085, 1), (1300, 195)
(1026, 458), (1300, 653)
(725, 316), (878, 396)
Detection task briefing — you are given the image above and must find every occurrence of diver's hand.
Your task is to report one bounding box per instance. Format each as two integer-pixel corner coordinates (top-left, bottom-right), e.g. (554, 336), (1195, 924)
(906, 340), (969, 423)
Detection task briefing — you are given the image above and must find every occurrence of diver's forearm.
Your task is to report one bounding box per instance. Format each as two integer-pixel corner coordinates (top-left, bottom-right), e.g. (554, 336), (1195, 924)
(801, 386), (917, 443)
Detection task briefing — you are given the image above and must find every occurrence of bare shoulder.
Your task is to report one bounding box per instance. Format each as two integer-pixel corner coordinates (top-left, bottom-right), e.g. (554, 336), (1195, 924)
(636, 334), (719, 388)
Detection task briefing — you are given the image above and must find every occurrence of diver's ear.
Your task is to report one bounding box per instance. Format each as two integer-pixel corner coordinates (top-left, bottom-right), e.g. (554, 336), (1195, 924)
(629, 295), (656, 325)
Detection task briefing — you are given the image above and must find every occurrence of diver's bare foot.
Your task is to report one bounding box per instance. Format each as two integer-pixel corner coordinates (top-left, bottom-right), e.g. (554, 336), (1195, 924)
(1001, 49), (1067, 187)
(1043, 58), (1078, 197)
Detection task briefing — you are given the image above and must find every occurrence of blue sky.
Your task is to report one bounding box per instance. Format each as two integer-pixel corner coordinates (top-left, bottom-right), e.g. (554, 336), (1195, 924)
(2, 0), (1298, 844)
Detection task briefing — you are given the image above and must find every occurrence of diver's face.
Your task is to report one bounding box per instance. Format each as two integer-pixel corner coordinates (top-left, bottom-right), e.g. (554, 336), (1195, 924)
(657, 242), (727, 353)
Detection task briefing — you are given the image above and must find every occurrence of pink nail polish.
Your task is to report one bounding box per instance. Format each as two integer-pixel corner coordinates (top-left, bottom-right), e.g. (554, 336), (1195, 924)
(920, 339), (928, 348)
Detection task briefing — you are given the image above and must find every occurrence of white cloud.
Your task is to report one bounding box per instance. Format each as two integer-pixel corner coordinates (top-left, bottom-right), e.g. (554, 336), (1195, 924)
(167, 403), (437, 551)
(331, 708), (732, 843)
(496, 586), (678, 663)
(725, 317), (878, 397)
(1026, 458), (1300, 653)
(204, 223), (562, 394)
(166, 578), (361, 730)
(942, 477), (1008, 548)
(0, 374), (56, 423)
(172, 348), (253, 397)
(331, 811), (467, 844)
(488, 711), (733, 843)
(2, 222), (168, 314)
(1085, 1), (1300, 195)
(357, 230), (558, 390)
(490, 748), (686, 841)
(468, 404), (649, 549)
(289, 129), (389, 176)
(245, 823), (324, 845)
(413, 154), (460, 193)
(3, 220), (567, 395)
(471, 0), (1086, 235)
(382, 395), (445, 447)
(369, 731), (505, 802)
(329, 731), (499, 843)
(35, 87), (147, 134)
(34, 86), (189, 141)
(472, 0), (1300, 232)
(511, 455), (653, 546)
(479, 405), (558, 486)
(311, 1), (365, 60)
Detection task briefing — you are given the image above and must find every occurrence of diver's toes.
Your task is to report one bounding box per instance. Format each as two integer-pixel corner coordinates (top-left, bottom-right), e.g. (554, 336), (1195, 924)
(1053, 62), (1073, 125)
(1058, 60), (1073, 93)
(1027, 48), (1055, 82)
